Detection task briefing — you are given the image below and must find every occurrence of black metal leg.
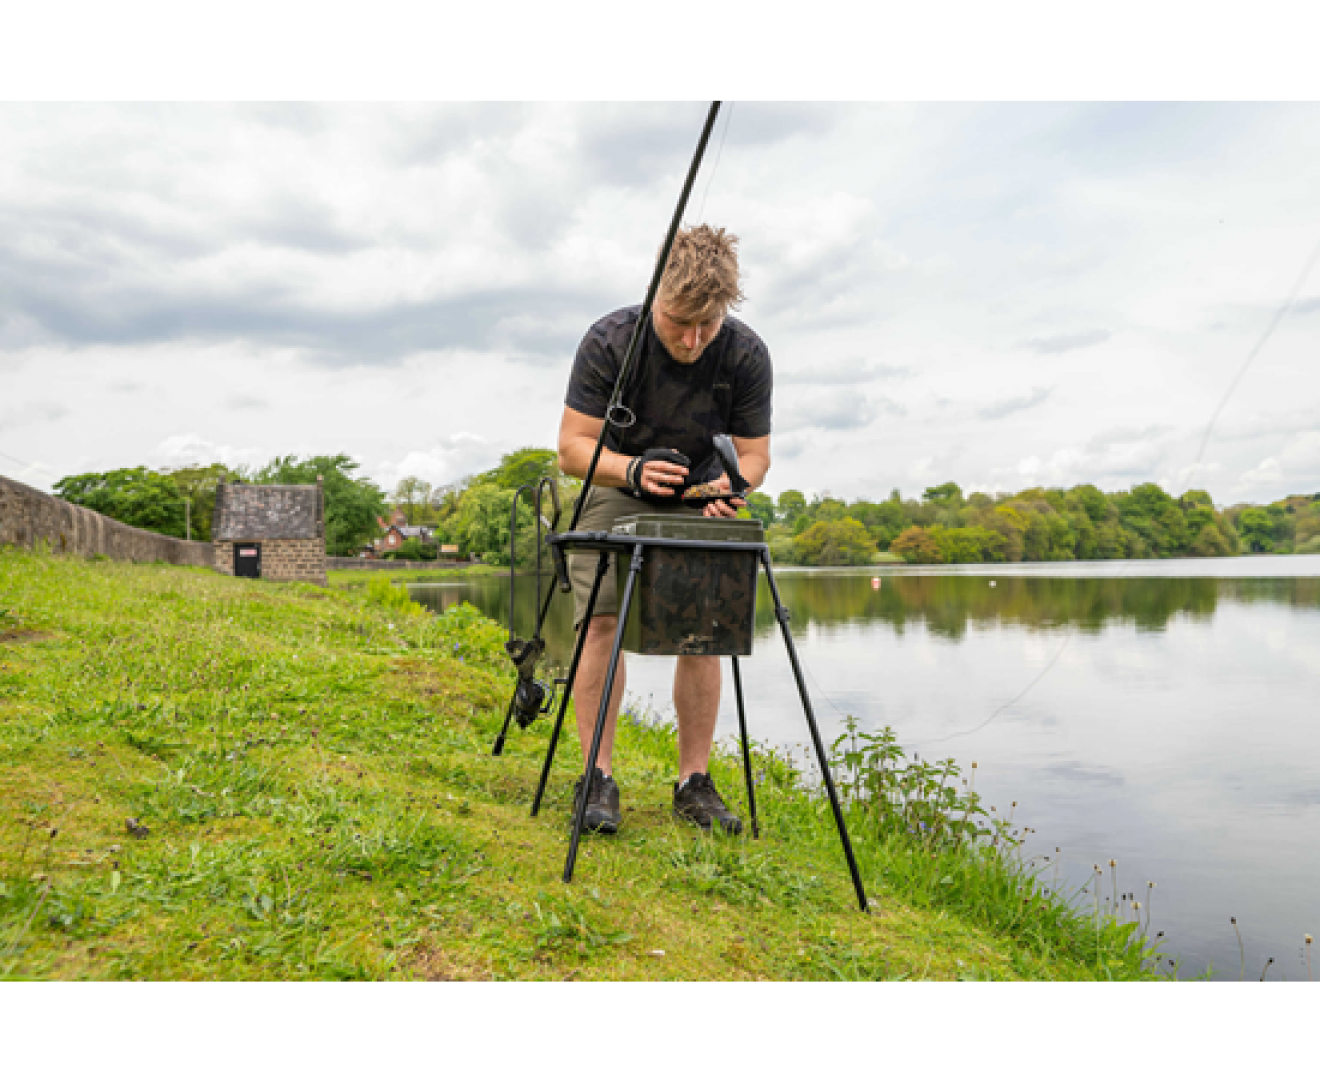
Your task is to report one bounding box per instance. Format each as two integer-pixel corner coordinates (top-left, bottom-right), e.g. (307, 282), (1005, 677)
(760, 551), (869, 913)
(531, 552), (610, 817)
(731, 655), (759, 839)
(491, 699), (517, 757)
(563, 543), (643, 884)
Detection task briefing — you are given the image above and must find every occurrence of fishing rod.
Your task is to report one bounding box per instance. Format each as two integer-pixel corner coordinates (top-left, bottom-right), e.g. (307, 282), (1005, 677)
(566, 100), (723, 532)
(490, 102), (726, 755)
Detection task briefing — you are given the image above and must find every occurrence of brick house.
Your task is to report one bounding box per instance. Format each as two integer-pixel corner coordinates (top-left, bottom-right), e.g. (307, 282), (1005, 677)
(375, 507), (437, 556)
(212, 479), (327, 585)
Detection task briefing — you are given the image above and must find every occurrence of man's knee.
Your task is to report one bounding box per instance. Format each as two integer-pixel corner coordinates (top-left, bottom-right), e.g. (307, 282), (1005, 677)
(585, 615), (618, 644)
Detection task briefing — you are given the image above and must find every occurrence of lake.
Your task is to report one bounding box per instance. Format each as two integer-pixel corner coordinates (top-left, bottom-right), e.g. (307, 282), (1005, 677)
(411, 554), (1320, 980)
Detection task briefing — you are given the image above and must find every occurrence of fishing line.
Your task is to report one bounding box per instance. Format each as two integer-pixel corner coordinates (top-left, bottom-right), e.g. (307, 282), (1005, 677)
(910, 627), (1074, 748)
(786, 604), (1073, 751)
(1189, 233), (1320, 475)
(0, 448), (59, 482)
(693, 102), (733, 226)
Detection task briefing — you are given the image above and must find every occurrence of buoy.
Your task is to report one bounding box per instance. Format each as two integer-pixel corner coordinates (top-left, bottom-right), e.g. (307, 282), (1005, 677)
(989, 581), (997, 587)
(871, 577), (881, 589)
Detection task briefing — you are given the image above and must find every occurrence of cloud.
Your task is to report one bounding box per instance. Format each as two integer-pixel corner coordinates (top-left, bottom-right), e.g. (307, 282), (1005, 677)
(1021, 329), (1112, 354)
(370, 433), (501, 490)
(146, 434), (270, 471)
(977, 386), (1054, 420)
(224, 393), (268, 411)
(777, 357), (909, 386)
(1086, 424), (1172, 451)
(778, 387), (904, 432)
(0, 399), (69, 428)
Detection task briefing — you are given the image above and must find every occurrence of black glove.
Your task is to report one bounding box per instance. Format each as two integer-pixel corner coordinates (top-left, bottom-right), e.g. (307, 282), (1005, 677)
(626, 448), (691, 502)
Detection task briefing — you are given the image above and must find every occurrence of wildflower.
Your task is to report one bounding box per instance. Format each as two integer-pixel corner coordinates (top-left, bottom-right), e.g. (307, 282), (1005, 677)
(1109, 859), (1116, 867)
(1307, 935), (1314, 945)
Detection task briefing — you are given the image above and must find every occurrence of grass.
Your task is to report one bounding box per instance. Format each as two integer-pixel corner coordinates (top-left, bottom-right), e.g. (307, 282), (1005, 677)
(328, 564), (507, 588)
(0, 548), (1165, 981)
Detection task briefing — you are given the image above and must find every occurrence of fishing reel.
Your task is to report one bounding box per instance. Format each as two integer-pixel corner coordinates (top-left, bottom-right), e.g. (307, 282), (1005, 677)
(512, 671), (557, 729)
(493, 475), (564, 759)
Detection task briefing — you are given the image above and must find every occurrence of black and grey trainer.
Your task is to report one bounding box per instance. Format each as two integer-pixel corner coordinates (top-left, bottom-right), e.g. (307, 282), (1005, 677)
(673, 772), (742, 835)
(572, 767), (621, 834)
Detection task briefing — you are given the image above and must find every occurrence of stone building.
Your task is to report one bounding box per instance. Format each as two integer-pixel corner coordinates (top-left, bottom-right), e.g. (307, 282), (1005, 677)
(212, 479), (327, 585)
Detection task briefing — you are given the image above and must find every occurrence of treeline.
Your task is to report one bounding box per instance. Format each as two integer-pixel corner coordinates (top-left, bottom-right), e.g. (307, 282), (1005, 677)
(51, 449), (576, 564)
(53, 456), (389, 557)
(386, 449), (581, 565)
(52, 451), (1320, 567)
(742, 482), (1320, 566)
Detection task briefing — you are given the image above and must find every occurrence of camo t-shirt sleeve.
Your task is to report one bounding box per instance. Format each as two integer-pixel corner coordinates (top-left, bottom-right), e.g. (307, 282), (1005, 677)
(729, 330), (773, 439)
(564, 314), (624, 419)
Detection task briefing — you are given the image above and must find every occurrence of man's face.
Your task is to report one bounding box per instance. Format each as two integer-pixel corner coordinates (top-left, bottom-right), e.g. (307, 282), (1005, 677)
(652, 297), (725, 365)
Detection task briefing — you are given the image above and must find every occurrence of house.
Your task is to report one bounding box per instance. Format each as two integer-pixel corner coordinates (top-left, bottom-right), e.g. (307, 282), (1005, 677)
(375, 508), (438, 556)
(212, 479), (327, 585)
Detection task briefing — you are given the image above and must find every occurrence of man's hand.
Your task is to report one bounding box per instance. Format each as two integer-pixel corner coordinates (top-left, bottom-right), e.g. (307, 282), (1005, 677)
(637, 456), (688, 498)
(701, 473), (745, 519)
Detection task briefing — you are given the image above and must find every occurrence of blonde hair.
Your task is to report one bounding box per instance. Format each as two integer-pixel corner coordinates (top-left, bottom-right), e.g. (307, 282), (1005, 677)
(658, 225), (745, 319)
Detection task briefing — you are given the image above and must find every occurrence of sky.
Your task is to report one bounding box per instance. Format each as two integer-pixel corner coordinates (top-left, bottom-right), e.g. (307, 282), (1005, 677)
(2, 101), (1319, 507)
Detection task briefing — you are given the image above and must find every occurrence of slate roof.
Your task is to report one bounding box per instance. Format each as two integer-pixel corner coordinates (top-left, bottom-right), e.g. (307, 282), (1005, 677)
(213, 482), (323, 541)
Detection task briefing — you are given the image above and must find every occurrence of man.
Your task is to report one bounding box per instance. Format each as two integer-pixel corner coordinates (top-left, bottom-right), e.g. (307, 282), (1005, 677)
(557, 224), (772, 836)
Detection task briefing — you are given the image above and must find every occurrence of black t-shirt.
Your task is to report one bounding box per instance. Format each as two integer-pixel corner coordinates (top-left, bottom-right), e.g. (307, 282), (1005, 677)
(564, 305), (773, 487)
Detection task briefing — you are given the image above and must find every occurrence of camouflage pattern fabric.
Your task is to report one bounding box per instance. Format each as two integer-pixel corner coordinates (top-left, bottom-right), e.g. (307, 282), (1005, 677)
(564, 305), (773, 497)
(567, 486), (704, 629)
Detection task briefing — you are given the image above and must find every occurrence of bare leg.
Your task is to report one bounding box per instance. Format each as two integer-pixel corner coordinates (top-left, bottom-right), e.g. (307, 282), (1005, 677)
(574, 615), (626, 774)
(674, 654), (721, 782)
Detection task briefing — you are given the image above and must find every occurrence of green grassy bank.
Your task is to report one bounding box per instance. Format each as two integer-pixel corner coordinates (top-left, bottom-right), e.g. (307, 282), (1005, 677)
(0, 549), (1163, 980)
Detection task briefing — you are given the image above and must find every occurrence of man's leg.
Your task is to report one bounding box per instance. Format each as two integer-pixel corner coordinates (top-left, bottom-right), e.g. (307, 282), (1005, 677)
(575, 614), (627, 774)
(672, 654), (741, 833)
(673, 654), (721, 782)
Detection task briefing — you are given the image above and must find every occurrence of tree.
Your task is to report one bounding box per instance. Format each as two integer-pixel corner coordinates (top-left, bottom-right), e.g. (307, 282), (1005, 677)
(252, 454), (387, 557)
(890, 526), (943, 564)
(391, 476), (435, 525)
(387, 536), (437, 561)
(475, 448), (560, 491)
(163, 463), (239, 542)
(931, 525), (1005, 564)
(1237, 507), (1276, 553)
(923, 482), (963, 509)
(742, 491), (776, 527)
(1190, 524), (1233, 557)
(777, 489), (807, 525)
(54, 467), (187, 538)
(793, 518), (877, 566)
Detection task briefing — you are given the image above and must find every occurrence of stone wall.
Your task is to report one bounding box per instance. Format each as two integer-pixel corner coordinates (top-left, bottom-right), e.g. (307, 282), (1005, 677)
(0, 473), (215, 567)
(216, 537), (327, 585)
(324, 557), (471, 571)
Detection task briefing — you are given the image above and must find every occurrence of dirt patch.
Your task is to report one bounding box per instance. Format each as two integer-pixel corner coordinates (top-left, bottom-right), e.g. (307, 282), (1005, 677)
(408, 937), (495, 982)
(0, 629), (53, 644)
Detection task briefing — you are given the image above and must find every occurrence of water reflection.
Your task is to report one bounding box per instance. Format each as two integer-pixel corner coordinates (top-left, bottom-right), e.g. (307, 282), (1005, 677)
(411, 567), (1320, 657)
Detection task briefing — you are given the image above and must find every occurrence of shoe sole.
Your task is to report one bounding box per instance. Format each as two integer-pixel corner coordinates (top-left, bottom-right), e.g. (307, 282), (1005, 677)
(673, 809), (742, 836)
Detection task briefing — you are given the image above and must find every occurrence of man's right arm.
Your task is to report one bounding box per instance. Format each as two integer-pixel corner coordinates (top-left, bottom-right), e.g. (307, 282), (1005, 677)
(557, 407), (688, 497)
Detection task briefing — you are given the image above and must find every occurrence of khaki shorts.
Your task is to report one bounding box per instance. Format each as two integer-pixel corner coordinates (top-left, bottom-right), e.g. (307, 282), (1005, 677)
(568, 486), (704, 629)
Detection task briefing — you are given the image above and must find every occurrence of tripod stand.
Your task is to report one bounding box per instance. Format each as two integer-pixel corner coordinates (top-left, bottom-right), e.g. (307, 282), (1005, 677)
(529, 530), (870, 913)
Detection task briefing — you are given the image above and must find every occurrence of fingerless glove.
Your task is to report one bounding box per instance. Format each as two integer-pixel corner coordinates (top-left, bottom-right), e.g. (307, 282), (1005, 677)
(628, 448), (691, 500)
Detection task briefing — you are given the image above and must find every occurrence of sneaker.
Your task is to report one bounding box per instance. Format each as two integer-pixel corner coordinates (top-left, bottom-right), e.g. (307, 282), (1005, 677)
(673, 772), (742, 835)
(571, 766), (621, 834)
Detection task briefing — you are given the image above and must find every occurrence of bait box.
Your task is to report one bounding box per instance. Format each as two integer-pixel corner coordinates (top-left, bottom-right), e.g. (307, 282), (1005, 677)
(609, 514), (764, 656)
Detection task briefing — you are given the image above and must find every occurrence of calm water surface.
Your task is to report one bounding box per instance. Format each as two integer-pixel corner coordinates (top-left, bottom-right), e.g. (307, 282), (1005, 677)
(412, 555), (1320, 980)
